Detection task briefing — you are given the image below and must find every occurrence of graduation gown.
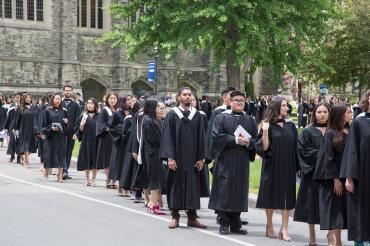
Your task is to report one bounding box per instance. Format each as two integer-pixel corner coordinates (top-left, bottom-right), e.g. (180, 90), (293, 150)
(108, 110), (126, 180)
(340, 113), (370, 241)
(314, 130), (347, 230)
(208, 111), (257, 212)
(119, 115), (134, 189)
(42, 107), (68, 168)
(76, 113), (99, 171)
(96, 107), (114, 169)
(14, 105), (38, 154)
(142, 116), (166, 190)
(205, 105), (227, 161)
(4, 105), (19, 155)
(160, 107), (205, 210)
(0, 105), (6, 130)
(36, 104), (49, 163)
(255, 121), (299, 210)
(294, 126), (323, 224)
(199, 111), (210, 197)
(298, 103), (309, 128)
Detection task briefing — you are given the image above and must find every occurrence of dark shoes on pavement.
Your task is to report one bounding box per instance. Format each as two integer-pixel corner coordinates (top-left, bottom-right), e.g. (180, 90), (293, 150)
(219, 225), (248, 235)
(219, 225), (230, 235)
(187, 219), (207, 229)
(168, 219), (179, 229)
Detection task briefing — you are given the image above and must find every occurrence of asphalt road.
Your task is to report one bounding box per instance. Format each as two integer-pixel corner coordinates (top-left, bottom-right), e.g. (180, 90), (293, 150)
(0, 147), (351, 246)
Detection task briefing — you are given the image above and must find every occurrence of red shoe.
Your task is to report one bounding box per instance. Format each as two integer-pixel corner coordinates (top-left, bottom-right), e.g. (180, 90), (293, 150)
(148, 205), (166, 215)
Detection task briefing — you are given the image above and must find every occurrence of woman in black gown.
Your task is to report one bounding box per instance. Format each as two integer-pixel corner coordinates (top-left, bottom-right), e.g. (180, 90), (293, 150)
(42, 94), (68, 182)
(256, 97), (299, 241)
(74, 98), (99, 187)
(314, 102), (352, 246)
(340, 90), (370, 245)
(14, 93), (38, 168)
(142, 99), (166, 215)
(96, 91), (118, 188)
(294, 103), (330, 245)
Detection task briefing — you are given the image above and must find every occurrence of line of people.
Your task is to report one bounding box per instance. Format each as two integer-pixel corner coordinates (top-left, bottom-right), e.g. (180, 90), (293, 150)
(0, 86), (369, 245)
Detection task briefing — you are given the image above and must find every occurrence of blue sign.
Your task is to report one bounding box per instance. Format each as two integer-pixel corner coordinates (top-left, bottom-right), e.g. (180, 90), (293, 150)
(147, 62), (156, 83)
(319, 83), (329, 90)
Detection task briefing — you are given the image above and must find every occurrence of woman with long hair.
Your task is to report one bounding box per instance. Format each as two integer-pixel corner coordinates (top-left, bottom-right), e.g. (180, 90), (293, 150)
(142, 99), (167, 215)
(314, 102), (352, 246)
(42, 94), (68, 182)
(74, 98), (100, 186)
(255, 97), (299, 241)
(13, 93), (38, 168)
(294, 103), (331, 245)
(96, 91), (119, 188)
(109, 96), (132, 192)
(340, 90), (370, 245)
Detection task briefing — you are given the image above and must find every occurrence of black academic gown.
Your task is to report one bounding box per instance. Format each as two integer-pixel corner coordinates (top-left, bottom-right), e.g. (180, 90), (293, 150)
(314, 130), (347, 230)
(255, 121), (299, 210)
(76, 113), (99, 171)
(36, 104), (48, 164)
(0, 105), (6, 130)
(298, 103), (309, 128)
(294, 126), (323, 224)
(108, 110), (126, 181)
(119, 115), (134, 189)
(160, 107), (205, 210)
(14, 105), (38, 154)
(142, 116), (166, 190)
(96, 107), (114, 169)
(205, 105), (227, 161)
(42, 107), (68, 168)
(208, 111), (257, 212)
(199, 111), (210, 197)
(340, 113), (370, 241)
(4, 105), (20, 156)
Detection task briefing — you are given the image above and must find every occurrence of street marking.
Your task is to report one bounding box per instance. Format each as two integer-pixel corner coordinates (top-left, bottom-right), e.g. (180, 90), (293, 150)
(0, 172), (256, 246)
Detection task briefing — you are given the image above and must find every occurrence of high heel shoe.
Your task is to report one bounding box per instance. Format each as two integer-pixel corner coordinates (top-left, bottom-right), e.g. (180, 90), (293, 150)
(265, 226), (277, 239)
(279, 229), (292, 242)
(148, 205), (166, 215)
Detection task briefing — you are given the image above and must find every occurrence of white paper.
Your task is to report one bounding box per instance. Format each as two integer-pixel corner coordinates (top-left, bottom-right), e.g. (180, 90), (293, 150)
(234, 125), (251, 139)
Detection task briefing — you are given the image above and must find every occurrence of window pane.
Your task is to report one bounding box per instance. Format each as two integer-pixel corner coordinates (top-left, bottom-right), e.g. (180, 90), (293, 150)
(27, 0), (34, 20)
(16, 0), (24, 19)
(81, 0), (86, 27)
(77, 0), (79, 26)
(36, 0), (43, 21)
(0, 0), (2, 18)
(97, 0), (103, 29)
(91, 0), (96, 28)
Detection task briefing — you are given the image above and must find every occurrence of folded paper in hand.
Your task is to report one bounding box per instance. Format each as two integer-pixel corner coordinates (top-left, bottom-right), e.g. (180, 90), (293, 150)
(234, 125), (251, 139)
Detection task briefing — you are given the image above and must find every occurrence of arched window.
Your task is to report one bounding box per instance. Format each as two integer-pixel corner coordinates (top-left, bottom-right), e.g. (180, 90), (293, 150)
(77, 0), (103, 29)
(0, 0), (43, 21)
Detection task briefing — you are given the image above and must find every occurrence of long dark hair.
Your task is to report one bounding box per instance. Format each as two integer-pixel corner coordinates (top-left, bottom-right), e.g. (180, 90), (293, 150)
(263, 97), (286, 123)
(131, 100), (144, 116)
(360, 89), (370, 113)
(118, 96), (131, 116)
(85, 98), (99, 113)
(193, 94), (200, 110)
(20, 93), (32, 112)
(143, 99), (159, 119)
(310, 103), (330, 125)
(104, 91), (119, 110)
(329, 102), (350, 151)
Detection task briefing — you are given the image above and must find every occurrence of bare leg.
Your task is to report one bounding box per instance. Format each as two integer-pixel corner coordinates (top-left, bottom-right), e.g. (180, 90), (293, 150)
(280, 210), (291, 241)
(84, 170), (91, 186)
(43, 168), (50, 179)
(57, 167), (64, 183)
(150, 189), (159, 207)
(327, 230), (336, 245)
(265, 209), (276, 237)
(334, 229), (342, 246)
(24, 152), (30, 168)
(91, 169), (98, 187)
(309, 224), (317, 245)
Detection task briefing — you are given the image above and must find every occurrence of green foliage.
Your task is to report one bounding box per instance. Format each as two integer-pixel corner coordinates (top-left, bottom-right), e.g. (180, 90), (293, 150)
(99, 0), (333, 86)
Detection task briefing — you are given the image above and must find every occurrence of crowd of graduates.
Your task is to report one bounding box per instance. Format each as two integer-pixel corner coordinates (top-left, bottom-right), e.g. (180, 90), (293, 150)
(0, 85), (369, 246)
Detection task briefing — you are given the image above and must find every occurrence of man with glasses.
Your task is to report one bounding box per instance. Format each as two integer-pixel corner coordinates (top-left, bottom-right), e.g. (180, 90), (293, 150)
(208, 90), (257, 235)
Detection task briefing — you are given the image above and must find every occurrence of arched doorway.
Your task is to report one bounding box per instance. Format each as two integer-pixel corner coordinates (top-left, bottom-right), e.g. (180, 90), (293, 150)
(131, 80), (154, 97)
(81, 79), (107, 102)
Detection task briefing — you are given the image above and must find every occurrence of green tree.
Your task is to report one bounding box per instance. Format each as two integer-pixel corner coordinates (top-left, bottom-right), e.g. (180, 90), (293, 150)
(99, 0), (332, 89)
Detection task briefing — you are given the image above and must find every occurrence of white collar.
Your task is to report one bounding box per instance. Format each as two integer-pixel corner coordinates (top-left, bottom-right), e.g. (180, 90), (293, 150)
(357, 112), (368, 118)
(103, 106), (113, 116)
(173, 106), (197, 121)
(215, 105), (227, 111)
(222, 110), (246, 115)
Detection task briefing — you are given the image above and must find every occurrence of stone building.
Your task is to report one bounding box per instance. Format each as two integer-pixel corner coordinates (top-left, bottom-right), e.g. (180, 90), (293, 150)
(1, 0), (260, 101)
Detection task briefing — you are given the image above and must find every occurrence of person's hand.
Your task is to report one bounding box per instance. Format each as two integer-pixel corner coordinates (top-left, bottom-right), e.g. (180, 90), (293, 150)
(168, 158), (177, 171)
(261, 122), (269, 133)
(63, 118), (68, 124)
(72, 134), (78, 140)
(195, 160), (204, 171)
(40, 134), (45, 140)
(345, 177), (354, 193)
(52, 126), (59, 132)
(132, 152), (138, 161)
(297, 170), (302, 177)
(334, 178), (344, 196)
(237, 134), (250, 146)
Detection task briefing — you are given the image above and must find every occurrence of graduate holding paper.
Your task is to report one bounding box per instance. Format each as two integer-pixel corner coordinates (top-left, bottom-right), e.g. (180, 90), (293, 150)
(208, 90), (257, 235)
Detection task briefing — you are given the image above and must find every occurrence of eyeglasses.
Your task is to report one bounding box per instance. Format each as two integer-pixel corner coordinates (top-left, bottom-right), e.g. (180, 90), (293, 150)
(232, 99), (245, 103)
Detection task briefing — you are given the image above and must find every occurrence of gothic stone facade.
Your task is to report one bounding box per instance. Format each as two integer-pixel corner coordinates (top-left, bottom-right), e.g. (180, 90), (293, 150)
(0, 0), (248, 100)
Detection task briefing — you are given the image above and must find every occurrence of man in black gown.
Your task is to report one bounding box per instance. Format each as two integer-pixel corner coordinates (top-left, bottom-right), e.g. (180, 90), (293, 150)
(160, 87), (207, 229)
(4, 93), (22, 163)
(208, 90), (257, 235)
(62, 85), (81, 179)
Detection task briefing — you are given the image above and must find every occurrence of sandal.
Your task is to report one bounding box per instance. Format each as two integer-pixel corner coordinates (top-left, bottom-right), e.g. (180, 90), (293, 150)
(279, 229), (292, 242)
(91, 177), (96, 187)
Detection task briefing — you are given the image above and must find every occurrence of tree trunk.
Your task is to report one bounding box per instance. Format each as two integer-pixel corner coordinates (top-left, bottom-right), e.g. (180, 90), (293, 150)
(226, 50), (241, 89)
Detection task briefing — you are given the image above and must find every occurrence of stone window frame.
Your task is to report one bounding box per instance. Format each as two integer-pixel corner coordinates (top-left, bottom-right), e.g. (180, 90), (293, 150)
(77, 0), (109, 33)
(0, 0), (51, 30)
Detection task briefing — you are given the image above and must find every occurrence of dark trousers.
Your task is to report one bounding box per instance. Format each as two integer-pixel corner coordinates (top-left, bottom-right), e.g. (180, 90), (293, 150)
(171, 209), (197, 220)
(64, 135), (75, 173)
(217, 211), (241, 229)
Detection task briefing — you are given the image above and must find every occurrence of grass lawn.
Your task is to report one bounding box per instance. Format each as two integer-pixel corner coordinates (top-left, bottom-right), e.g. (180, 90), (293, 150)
(72, 141), (80, 158)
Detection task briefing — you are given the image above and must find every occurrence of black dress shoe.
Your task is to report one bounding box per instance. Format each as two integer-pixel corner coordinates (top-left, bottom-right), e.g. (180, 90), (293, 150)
(62, 174), (68, 180)
(216, 215), (221, 225)
(66, 175), (72, 180)
(230, 228), (248, 235)
(241, 220), (249, 225)
(219, 225), (229, 235)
